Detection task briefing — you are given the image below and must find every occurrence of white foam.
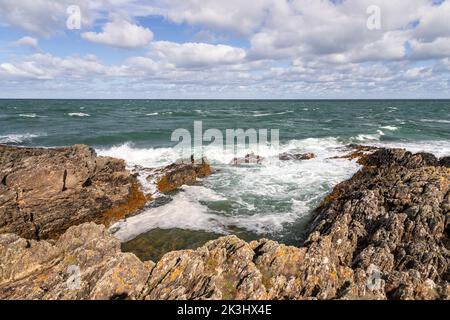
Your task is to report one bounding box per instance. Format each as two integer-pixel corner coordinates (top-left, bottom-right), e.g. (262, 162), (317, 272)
(371, 140), (450, 158)
(353, 133), (381, 142)
(68, 112), (90, 117)
(380, 125), (398, 131)
(19, 113), (37, 118)
(105, 137), (361, 242)
(0, 133), (40, 144)
(101, 136), (449, 243)
(421, 119), (450, 124)
(253, 111), (293, 117)
(146, 112), (159, 116)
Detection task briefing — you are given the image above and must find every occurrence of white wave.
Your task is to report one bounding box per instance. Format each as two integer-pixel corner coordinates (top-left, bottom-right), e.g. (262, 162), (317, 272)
(68, 112), (90, 117)
(111, 185), (309, 242)
(105, 137), (361, 242)
(19, 113), (37, 118)
(370, 140), (450, 158)
(380, 125), (398, 131)
(421, 119), (450, 124)
(0, 133), (40, 144)
(353, 133), (381, 142)
(253, 111), (293, 117)
(146, 112), (159, 116)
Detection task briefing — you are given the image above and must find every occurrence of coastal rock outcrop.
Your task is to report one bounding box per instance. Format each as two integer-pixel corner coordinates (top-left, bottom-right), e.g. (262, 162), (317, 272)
(0, 144), (146, 239)
(0, 223), (151, 299)
(145, 159), (212, 194)
(141, 148), (450, 300)
(0, 146), (448, 300)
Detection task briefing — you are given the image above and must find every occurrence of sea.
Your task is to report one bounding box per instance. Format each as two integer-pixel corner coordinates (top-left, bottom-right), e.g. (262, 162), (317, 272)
(1, 99), (449, 260)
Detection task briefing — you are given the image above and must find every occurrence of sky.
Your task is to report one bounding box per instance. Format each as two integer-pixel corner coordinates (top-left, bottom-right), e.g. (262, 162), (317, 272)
(0, 0), (449, 99)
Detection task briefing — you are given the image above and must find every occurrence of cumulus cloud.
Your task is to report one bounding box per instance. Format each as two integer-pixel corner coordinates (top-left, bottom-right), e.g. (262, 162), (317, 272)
(150, 41), (246, 68)
(81, 16), (153, 49)
(0, 0), (450, 98)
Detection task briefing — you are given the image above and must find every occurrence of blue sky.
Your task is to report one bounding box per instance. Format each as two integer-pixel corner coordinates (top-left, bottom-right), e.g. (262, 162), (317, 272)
(0, 0), (449, 99)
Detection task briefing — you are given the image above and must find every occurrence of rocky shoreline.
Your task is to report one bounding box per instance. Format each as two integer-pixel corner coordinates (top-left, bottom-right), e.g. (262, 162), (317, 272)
(0, 144), (448, 300)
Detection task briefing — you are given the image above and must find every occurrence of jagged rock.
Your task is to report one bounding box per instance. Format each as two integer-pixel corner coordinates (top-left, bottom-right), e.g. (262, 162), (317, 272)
(0, 147), (448, 300)
(279, 152), (315, 161)
(231, 153), (263, 165)
(146, 159), (212, 194)
(307, 148), (450, 299)
(329, 145), (379, 163)
(0, 223), (151, 300)
(0, 144), (147, 239)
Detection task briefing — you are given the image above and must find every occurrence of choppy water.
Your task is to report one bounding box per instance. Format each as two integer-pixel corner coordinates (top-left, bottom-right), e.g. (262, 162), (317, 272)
(1, 99), (449, 256)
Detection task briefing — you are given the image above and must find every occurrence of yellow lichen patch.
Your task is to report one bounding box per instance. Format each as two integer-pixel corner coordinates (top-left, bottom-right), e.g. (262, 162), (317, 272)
(168, 266), (184, 282)
(63, 255), (78, 266)
(101, 182), (147, 226)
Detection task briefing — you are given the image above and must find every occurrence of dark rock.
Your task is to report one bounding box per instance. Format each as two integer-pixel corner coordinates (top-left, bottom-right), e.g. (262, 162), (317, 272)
(440, 157), (450, 168)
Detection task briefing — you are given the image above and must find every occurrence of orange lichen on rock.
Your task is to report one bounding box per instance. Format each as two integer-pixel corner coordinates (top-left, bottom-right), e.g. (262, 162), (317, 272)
(156, 161), (212, 194)
(101, 182), (147, 226)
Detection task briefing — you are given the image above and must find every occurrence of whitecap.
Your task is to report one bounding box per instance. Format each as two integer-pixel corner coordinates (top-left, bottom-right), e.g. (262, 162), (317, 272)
(0, 133), (40, 144)
(19, 113), (37, 118)
(420, 119), (450, 124)
(68, 112), (90, 117)
(105, 137), (362, 241)
(380, 125), (399, 131)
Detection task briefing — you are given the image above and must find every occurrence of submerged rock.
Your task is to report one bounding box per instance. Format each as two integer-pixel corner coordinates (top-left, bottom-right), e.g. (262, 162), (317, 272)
(279, 152), (315, 161)
(0, 144), (147, 239)
(231, 153), (264, 165)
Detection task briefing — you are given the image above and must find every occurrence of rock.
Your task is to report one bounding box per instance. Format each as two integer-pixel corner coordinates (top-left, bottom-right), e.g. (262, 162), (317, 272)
(307, 148), (450, 299)
(279, 152), (315, 161)
(0, 223), (150, 300)
(146, 158), (212, 194)
(329, 145), (379, 163)
(0, 147), (448, 300)
(0, 144), (147, 239)
(231, 153), (263, 165)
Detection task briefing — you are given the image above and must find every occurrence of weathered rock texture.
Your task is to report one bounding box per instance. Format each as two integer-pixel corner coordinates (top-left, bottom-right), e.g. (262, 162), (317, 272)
(0, 144), (146, 239)
(0, 223), (151, 299)
(0, 147), (449, 300)
(145, 160), (212, 194)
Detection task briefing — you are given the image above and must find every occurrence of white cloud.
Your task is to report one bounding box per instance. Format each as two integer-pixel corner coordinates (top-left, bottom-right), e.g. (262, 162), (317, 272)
(12, 36), (40, 49)
(149, 0), (273, 36)
(81, 16), (153, 49)
(150, 41), (246, 68)
(410, 37), (450, 60)
(1, 0), (450, 98)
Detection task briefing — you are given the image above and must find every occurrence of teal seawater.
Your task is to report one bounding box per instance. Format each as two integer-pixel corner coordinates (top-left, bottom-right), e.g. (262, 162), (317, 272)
(0, 99), (449, 148)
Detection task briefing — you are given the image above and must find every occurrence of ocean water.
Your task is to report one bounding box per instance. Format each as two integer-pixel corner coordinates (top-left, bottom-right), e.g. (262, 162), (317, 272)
(1, 99), (449, 258)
